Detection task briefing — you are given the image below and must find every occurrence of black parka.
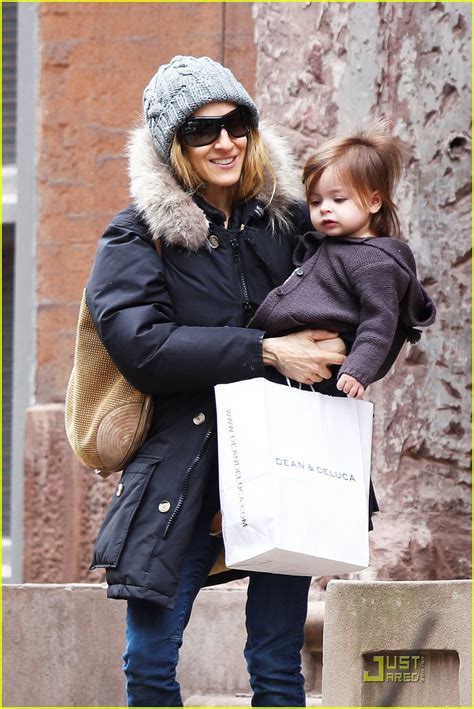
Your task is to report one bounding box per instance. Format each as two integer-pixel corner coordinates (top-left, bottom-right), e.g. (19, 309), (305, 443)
(89, 123), (313, 608)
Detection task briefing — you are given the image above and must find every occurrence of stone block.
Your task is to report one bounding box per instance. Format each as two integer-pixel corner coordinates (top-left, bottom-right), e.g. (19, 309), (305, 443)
(2, 584), (324, 707)
(321, 580), (471, 707)
(2, 584), (126, 707)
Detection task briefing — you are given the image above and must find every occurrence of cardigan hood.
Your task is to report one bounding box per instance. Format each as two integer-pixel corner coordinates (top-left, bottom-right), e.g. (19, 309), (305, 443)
(127, 122), (305, 252)
(364, 237), (437, 338)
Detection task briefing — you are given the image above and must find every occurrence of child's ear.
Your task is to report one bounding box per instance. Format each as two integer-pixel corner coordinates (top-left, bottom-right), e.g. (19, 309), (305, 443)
(369, 191), (382, 214)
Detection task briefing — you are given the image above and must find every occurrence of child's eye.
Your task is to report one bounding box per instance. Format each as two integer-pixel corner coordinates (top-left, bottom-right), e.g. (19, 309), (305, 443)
(310, 199), (321, 206)
(334, 197), (347, 203)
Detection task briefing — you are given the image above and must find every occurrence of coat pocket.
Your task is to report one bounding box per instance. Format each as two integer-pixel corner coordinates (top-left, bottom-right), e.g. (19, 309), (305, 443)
(90, 455), (163, 569)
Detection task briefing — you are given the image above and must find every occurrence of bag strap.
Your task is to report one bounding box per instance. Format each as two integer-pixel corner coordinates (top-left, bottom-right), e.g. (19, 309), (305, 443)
(285, 377), (315, 393)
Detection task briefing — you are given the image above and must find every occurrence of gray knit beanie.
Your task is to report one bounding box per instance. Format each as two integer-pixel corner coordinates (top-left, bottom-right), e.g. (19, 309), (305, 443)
(143, 55), (259, 161)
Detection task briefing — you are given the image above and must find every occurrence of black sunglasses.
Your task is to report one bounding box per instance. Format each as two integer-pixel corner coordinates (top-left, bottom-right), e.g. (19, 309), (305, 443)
(178, 107), (251, 148)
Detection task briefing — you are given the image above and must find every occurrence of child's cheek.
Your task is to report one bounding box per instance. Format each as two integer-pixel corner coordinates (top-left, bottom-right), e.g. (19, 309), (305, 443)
(309, 207), (319, 230)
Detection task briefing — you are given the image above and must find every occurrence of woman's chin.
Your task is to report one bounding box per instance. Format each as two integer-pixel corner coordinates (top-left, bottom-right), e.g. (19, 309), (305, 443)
(206, 171), (242, 189)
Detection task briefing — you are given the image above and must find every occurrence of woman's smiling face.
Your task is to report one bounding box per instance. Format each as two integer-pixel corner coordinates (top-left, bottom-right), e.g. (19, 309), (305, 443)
(182, 102), (248, 191)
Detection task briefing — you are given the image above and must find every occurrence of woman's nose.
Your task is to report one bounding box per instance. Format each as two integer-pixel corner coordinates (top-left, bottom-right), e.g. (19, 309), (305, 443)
(214, 128), (234, 149)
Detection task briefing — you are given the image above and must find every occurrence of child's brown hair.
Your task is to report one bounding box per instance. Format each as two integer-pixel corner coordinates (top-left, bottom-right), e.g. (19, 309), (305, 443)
(303, 118), (405, 238)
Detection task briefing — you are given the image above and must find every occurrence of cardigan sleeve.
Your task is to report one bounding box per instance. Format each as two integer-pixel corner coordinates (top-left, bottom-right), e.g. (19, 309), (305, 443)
(337, 259), (411, 387)
(86, 213), (266, 396)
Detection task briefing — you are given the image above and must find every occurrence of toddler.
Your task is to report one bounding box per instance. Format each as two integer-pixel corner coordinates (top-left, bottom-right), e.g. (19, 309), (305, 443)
(250, 119), (436, 397)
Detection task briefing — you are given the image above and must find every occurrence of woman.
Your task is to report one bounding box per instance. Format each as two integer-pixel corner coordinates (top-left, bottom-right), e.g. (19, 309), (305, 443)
(88, 55), (346, 707)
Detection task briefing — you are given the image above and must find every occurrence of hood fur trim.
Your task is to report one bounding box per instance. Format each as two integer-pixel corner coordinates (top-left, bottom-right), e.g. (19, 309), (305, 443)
(127, 121), (304, 252)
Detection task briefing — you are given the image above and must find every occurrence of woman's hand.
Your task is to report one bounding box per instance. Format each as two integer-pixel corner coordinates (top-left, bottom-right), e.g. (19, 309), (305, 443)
(262, 330), (346, 385)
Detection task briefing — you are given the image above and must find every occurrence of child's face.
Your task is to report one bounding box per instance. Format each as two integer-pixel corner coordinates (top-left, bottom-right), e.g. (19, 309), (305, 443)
(308, 166), (381, 238)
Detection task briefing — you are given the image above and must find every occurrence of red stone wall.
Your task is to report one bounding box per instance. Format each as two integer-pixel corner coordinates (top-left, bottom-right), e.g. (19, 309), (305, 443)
(25, 2), (255, 582)
(36, 1), (255, 404)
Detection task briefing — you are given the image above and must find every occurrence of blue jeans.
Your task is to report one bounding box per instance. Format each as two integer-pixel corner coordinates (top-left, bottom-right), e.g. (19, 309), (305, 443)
(123, 482), (311, 707)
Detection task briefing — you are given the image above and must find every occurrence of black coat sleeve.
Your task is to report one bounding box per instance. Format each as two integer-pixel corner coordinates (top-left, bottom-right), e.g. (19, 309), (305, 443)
(86, 215), (266, 395)
(289, 201), (313, 237)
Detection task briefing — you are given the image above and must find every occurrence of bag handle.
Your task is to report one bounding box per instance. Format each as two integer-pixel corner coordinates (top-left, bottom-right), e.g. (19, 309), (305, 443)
(285, 377), (316, 393)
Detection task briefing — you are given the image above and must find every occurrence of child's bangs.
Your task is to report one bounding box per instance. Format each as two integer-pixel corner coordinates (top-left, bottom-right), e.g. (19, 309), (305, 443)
(330, 150), (375, 209)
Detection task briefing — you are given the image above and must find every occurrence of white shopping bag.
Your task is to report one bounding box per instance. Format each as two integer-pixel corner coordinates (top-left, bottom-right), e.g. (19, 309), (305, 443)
(214, 377), (373, 577)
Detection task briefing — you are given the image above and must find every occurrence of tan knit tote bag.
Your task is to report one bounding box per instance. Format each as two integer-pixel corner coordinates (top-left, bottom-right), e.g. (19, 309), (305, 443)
(65, 290), (153, 477)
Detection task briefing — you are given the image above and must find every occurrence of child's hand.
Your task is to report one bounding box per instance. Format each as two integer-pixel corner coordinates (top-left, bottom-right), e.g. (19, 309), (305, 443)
(337, 374), (365, 399)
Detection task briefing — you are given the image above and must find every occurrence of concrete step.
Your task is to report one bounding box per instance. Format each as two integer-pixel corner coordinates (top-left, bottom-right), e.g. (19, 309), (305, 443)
(185, 693), (323, 706)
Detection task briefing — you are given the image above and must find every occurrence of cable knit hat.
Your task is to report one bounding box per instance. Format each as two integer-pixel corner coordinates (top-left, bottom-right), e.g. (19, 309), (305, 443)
(143, 55), (259, 161)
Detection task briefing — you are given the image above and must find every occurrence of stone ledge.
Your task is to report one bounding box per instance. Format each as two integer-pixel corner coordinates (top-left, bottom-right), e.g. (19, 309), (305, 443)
(2, 583), (323, 707)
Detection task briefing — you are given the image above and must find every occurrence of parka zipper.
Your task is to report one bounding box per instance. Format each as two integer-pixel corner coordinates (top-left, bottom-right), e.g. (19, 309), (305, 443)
(229, 238), (253, 322)
(161, 425), (214, 539)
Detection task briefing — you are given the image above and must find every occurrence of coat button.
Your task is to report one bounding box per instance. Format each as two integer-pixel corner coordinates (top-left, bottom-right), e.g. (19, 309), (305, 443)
(295, 268), (304, 276)
(276, 287), (283, 296)
(193, 413), (206, 425)
(208, 235), (220, 249)
(159, 500), (171, 513)
(116, 483), (124, 497)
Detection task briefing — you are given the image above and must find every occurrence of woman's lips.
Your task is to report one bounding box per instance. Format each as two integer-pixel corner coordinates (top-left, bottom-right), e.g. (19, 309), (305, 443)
(209, 156), (238, 168)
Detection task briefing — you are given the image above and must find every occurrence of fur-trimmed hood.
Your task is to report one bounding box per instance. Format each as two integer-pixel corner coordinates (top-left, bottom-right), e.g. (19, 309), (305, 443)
(127, 122), (305, 252)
